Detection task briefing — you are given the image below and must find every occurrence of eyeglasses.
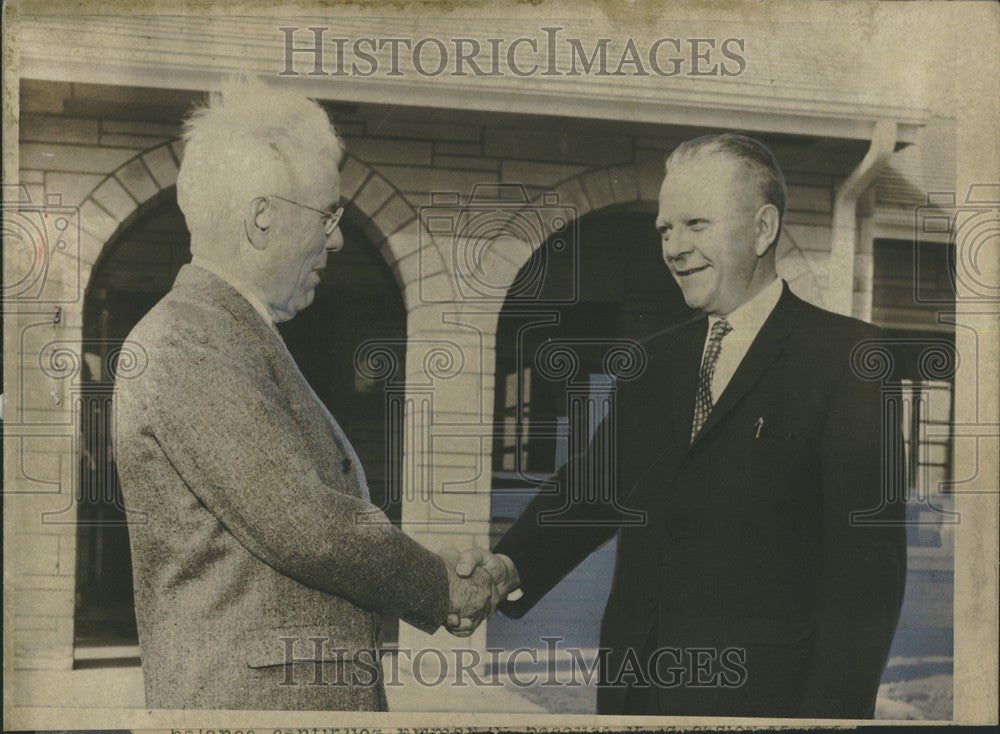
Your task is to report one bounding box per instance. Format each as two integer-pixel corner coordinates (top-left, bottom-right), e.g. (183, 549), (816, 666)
(270, 195), (345, 236)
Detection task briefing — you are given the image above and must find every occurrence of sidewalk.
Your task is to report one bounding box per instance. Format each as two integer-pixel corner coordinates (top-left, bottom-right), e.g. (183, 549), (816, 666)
(7, 657), (546, 714)
(6, 655), (950, 719)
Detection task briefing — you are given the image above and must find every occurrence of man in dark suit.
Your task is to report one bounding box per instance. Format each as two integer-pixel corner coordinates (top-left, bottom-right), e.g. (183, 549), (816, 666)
(459, 133), (907, 718)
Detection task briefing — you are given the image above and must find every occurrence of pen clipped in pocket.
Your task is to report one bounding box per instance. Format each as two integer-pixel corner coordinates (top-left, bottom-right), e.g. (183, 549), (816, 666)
(752, 416), (796, 442)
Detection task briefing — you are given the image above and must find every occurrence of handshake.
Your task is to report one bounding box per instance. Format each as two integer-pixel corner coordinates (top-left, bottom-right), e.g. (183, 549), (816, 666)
(439, 547), (521, 637)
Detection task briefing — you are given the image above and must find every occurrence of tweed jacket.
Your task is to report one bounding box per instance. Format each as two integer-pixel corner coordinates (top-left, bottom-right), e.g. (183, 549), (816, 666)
(114, 264), (449, 711)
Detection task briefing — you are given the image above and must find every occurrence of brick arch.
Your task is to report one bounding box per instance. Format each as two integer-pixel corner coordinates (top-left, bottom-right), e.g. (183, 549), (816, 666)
(76, 141), (453, 313)
(335, 153), (453, 309)
(77, 140), (186, 276)
(476, 161), (658, 297)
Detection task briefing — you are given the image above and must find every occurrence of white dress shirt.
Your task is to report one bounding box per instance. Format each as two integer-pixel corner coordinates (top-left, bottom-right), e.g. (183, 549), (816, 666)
(701, 277), (783, 403)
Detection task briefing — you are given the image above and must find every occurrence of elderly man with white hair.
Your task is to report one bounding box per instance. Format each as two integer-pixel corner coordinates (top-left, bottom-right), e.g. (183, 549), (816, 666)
(114, 77), (495, 711)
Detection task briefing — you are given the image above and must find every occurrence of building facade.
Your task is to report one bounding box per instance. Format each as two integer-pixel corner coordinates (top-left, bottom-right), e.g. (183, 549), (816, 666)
(5, 12), (956, 708)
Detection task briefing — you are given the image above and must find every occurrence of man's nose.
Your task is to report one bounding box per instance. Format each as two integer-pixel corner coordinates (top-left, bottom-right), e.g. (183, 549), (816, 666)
(324, 227), (345, 252)
(662, 231), (691, 261)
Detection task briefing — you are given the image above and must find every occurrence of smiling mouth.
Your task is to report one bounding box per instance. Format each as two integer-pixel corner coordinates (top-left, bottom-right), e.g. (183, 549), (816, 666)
(674, 264), (710, 277)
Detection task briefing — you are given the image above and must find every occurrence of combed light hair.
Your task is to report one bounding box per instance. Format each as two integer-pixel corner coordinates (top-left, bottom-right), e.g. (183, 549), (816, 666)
(176, 76), (344, 247)
(665, 133), (787, 247)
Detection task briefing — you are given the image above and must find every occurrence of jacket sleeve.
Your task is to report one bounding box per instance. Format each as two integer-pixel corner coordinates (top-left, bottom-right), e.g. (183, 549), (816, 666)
(138, 334), (449, 635)
(494, 394), (630, 619)
(798, 334), (908, 717)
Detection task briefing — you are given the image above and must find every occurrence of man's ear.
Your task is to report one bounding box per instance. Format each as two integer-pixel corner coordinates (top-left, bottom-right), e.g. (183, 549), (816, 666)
(243, 196), (272, 251)
(754, 203), (781, 257)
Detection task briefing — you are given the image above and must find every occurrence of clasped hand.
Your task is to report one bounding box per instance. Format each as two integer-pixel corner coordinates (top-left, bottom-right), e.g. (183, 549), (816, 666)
(439, 546), (519, 637)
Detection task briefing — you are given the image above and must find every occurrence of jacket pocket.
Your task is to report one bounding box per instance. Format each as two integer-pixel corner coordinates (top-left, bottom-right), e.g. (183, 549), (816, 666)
(751, 433), (805, 454)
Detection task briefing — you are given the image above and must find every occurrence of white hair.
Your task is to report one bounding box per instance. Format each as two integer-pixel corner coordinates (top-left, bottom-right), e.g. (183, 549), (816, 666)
(175, 75), (344, 249)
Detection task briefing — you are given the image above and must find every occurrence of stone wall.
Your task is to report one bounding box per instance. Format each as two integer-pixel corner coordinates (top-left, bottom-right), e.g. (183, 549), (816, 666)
(6, 86), (857, 666)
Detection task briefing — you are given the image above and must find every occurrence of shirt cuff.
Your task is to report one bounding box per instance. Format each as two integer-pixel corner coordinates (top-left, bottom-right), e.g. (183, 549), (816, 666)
(496, 552), (523, 601)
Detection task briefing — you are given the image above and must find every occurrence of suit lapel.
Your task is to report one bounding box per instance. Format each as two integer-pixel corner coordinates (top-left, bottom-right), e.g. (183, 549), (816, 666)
(690, 283), (800, 447)
(175, 264), (369, 498)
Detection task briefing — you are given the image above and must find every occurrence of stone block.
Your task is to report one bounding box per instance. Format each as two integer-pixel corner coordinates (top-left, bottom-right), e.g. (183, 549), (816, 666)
(581, 168), (615, 212)
(376, 194), (418, 237)
(115, 157), (161, 206)
(353, 172), (395, 217)
(354, 138), (432, 167)
(141, 145), (179, 189)
(484, 128), (631, 167)
(43, 171), (105, 207)
(432, 155), (499, 172)
(91, 176), (137, 222)
(501, 160), (588, 189)
(78, 199), (120, 242)
(20, 114), (99, 145)
(20, 143), (135, 174)
(9, 535), (59, 575)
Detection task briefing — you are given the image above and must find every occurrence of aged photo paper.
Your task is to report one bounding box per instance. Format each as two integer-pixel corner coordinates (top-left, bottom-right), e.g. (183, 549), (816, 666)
(3, 0), (998, 730)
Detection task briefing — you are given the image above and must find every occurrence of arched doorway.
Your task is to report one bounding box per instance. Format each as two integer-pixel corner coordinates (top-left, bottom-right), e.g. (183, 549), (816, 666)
(488, 207), (692, 651)
(74, 192), (407, 657)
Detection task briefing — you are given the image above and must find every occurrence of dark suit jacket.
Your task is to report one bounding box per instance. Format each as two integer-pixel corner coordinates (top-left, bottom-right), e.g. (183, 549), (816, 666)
(115, 264), (450, 710)
(494, 283), (907, 718)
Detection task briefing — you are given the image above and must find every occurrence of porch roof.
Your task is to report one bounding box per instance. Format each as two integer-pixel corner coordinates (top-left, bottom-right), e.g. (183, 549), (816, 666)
(15, 11), (929, 145)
